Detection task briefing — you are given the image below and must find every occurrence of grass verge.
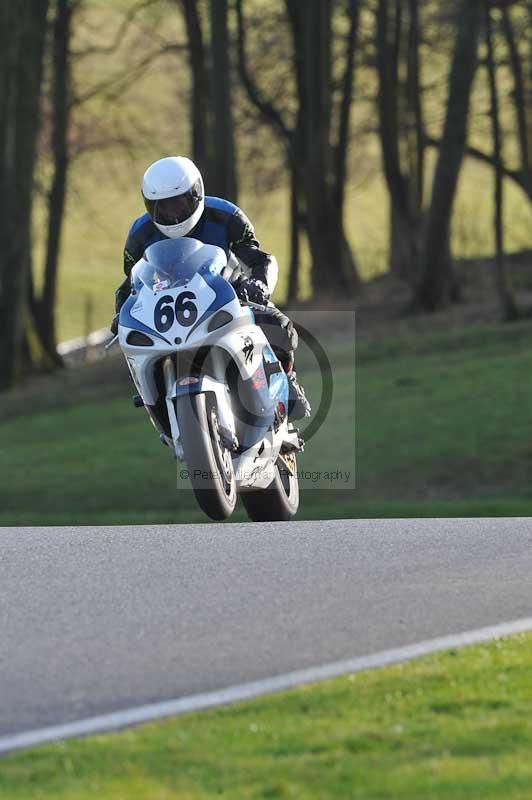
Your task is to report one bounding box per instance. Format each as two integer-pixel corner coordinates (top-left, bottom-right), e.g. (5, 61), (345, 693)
(2, 320), (532, 524)
(2, 633), (532, 799)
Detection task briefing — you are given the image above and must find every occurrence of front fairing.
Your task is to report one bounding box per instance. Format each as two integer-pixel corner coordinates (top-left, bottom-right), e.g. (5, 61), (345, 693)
(132, 237), (228, 291)
(120, 237), (237, 348)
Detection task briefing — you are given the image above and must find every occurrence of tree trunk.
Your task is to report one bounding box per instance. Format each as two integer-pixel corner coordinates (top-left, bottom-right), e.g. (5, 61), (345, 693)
(415, 0), (483, 311)
(390, 200), (419, 281)
(179, 0), (210, 178)
(0, 0), (49, 390)
(486, 4), (519, 320)
(298, 0), (359, 297)
(34, 0), (73, 365)
(406, 0), (424, 220)
(238, 0), (360, 300)
(376, 0), (421, 284)
(0, 3), (14, 221)
(287, 162), (301, 304)
(334, 0), (360, 214)
(208, 0), (237, 201)
(501, 5), (531, 198)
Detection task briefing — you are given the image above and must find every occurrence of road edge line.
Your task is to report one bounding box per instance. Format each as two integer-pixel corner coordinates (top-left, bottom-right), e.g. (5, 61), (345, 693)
(2, 615), (532, 755)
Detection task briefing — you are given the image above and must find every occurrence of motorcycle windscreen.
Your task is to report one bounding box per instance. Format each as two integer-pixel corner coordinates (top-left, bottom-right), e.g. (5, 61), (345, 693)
(133, 238), (227, 291)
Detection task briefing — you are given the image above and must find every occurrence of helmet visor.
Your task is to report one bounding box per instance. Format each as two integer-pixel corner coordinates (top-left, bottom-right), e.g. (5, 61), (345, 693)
(143, 178), (203, 226)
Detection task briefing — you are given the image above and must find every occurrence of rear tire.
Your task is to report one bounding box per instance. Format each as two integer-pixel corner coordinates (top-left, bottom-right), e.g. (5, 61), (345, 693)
(241, 454), (299, 522)
(176, 393), (237, 521)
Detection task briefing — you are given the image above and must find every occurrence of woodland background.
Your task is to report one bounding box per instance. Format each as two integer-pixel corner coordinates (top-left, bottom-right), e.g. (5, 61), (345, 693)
(0, 0), (531, 388)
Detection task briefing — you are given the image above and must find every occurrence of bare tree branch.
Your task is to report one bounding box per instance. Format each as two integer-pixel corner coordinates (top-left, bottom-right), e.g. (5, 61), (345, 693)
(71, 0), (161, 59)
(424, 135), (529, 195)
(235, 0), (292, 145)
(501, 5), (530, 182)
(71, 43), (186, 108)
(334, 0), (360, 211)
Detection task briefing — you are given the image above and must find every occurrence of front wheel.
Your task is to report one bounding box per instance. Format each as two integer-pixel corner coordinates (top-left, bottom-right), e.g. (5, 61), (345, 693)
(241, 453), (299, 522)
(176, 393), (237, 521)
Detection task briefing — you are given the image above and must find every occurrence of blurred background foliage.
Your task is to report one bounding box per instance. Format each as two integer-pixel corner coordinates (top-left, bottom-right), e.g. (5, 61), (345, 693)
(1, 0), (531, 386)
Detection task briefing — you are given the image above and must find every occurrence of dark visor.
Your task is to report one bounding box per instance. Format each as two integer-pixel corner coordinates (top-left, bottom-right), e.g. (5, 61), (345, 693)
(144, 178), (203, 225)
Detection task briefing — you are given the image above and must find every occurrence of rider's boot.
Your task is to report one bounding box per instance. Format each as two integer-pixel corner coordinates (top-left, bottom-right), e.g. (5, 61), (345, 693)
(281, 353), (311, 421)
(287, 370), (311, 421)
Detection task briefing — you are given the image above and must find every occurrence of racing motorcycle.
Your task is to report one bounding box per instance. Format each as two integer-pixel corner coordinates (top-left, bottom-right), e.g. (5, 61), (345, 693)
(113, 237), (303, 522)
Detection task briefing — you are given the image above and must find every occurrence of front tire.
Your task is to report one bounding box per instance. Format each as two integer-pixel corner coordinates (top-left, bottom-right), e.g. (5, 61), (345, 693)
(241, 453), (299, 522)
(176, 393), (237, 521)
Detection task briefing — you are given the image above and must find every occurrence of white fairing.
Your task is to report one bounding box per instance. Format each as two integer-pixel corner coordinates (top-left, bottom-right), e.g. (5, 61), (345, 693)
(119, 238), (295, 492)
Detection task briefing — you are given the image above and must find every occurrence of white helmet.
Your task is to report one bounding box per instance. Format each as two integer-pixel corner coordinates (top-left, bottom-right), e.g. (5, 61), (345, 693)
(141, 156), (205, 239)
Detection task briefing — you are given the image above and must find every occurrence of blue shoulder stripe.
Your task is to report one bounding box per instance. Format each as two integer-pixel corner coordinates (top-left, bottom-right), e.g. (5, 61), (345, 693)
(130, 213), (152, 236)
(205, 196), (239, 216)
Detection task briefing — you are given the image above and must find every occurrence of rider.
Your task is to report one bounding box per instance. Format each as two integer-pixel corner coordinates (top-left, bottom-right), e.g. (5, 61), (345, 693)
(112, 155), (310, 420)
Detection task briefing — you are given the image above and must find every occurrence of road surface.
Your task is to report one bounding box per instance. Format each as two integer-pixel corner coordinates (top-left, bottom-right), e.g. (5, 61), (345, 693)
(1, 518), (532, 749)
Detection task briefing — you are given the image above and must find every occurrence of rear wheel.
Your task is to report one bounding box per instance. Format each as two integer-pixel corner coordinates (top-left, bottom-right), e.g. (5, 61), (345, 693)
(241, 453), (299, 522)
(176, 393), (237, 520)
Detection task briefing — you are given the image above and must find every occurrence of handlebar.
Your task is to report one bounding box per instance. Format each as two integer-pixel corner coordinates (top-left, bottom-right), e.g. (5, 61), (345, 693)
(105, 335), (119, 351)
(240, 299), (278, 315)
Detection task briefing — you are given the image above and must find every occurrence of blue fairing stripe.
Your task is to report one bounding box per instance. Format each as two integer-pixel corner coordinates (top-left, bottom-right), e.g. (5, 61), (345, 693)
(268, 370), (289, 409)
(120, 295), (172, 344)
(174, 383), (203, 398)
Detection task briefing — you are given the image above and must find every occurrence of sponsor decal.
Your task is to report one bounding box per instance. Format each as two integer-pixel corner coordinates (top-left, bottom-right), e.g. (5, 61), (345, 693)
(243, 335), (254, 364)
(251, 364), (267, 391)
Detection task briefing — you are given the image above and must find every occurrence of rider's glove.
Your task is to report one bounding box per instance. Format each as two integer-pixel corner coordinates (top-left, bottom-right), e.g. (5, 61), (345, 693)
(234, 276), (270, 305)
(110, 314), (119, 335)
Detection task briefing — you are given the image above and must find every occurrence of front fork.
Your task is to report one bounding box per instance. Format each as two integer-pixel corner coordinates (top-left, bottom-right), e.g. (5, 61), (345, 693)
(163, 353), (236, 461)
(163, 356), (183, 459)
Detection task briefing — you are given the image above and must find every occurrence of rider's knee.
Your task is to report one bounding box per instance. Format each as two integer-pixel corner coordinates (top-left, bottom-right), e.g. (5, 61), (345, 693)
(271, 312), (298, 352)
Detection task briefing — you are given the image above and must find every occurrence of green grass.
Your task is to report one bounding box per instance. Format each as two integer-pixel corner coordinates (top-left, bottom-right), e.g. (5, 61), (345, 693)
(0, 333), (355, 525)
(1, 319), (532, 525)
(355, 322), (532, 503)
(2, 632), (532, 798)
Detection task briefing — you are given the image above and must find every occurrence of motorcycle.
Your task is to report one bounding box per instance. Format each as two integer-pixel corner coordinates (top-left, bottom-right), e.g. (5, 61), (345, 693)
(114, 237), (303, 522)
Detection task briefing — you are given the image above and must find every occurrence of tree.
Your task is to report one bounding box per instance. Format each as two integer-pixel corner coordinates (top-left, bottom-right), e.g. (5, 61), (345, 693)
(30, 0), (75, 365)
(376, 0), (424, 284)
(415, 0), (484, 311)
(486, 2), (519, 319)
(208, 0), (238, 200)
(235, 0), (305, 300)
(425, 1), (531, 205)
(287, 0), (360, 297)
(179, 0), (237, 200)
(237, 0), (361, 300)
(0, 0), (50, 390)
(180, 0), (210, 177)
(500, 2), (530, 199)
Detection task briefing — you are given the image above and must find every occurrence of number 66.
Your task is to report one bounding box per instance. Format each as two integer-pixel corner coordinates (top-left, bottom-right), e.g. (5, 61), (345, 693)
(154, 292), (197, 332)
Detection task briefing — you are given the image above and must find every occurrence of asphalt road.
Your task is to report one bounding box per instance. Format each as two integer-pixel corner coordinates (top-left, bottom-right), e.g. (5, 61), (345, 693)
(1, 518), (532, 740)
